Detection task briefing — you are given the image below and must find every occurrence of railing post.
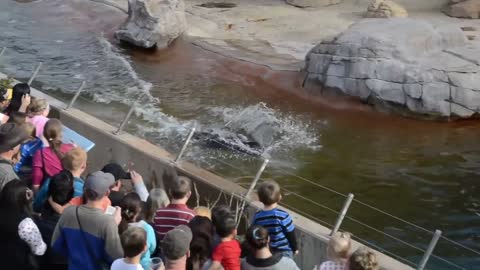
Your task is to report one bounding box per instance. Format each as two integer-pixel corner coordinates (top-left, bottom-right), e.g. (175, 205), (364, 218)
(65, 81), (86, 110)
(330, 193), (354, 236)
(114, 102), (136, 135)
(28, 62), (42, 86)
(236, 158), (269, 228)
(417, 230), (442, 270)
(174, 124), (196, 163)
(0, 47), (5, 58)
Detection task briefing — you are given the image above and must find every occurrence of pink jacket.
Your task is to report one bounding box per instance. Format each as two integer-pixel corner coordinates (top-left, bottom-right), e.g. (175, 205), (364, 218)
(32, 144), (74, 187)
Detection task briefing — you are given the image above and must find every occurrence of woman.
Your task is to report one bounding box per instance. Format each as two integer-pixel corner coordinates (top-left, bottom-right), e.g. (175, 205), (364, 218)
(318, 232), (351, 270)
(4, 83), (31, 115)
(241, 225), (299, 270)
(28, 98), (50, 138)
(348, 247), (379, 270)
(119, 192), (156, 270)
(0, 179), (47, 270)
(144, 188), (170, 224)
(187, 216), (215, 270)
(32, 119), (74, 191)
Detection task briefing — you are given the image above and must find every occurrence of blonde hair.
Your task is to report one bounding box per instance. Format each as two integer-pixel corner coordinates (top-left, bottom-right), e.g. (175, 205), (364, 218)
(62, 147), (87, 172)
(328, 231), (351, 260)
(28, 98), (49, 115)
(349, 247), (379, 270)
(194, 206), (212, 220)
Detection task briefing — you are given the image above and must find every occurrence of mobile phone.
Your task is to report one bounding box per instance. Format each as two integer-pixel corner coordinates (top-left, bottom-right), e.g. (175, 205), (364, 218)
(105, 206), (116, 215)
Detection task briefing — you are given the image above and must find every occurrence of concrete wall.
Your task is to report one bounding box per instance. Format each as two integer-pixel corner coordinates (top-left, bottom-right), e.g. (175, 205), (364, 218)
(2, 71), (413, 270)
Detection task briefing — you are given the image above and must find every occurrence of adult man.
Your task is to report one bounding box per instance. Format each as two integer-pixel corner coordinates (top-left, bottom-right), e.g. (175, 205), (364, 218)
(154, 176), (195, 240)
(162, 225), (193, 270)
(51, 171), (123, 270)
(101, 163), (148, 206)
(0, 122), (29, 190)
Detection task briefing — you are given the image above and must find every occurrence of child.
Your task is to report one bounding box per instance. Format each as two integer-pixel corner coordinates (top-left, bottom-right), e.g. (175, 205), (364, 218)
(252, 180), (298, 258)
(210, 211), (241, 270)
(348, 247), (379, 270)
(154, 176), (195, 240)
(14, 122), (43, 177)
(118, 193), (157, 270)
(112, 227), (153, 270)
(318, 232), (351, 270)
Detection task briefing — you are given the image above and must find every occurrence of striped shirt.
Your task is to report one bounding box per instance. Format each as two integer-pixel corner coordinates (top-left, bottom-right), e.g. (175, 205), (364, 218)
(154, 204), (195, 240)
(252, 208), (295, 251)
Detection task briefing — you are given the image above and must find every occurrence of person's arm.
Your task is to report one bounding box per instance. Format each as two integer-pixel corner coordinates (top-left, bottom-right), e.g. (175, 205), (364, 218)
(209, 261), (223, 270)
(130, 171), (148, 202)
(281, 213), (298, 253)
(18, 94), (31, 113)
(103, 216), (124, 263)
(209, 246), (224, 270)
(31, 150), (43, 192)
(32, 178), (50, 212)
(18, 217), (47, 256)
(48, 197), (69, 214)
(145, 223), (157, 255)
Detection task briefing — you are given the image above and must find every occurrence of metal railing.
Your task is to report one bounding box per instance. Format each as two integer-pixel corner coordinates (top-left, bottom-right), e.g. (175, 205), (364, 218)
(1, 47), (478, 270)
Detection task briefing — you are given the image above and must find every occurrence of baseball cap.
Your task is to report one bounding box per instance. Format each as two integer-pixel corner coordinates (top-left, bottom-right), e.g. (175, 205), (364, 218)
(162, 225), (193, 260)
(84, 171), (115, 196)
(101, 163), (130, 180)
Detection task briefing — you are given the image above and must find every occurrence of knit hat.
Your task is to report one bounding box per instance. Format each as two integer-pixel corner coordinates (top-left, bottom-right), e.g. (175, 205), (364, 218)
(84, 171), (115, 196)
(0, 123), (29, 153)
(162, 225), (193, 260)
(101, 163), (130, 180)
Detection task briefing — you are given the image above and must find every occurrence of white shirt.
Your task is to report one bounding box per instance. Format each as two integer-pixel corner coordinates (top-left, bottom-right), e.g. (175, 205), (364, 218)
(111, 258), (144, 270)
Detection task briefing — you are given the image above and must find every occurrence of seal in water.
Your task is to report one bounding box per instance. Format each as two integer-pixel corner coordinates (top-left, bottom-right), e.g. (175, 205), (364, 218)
(193, 128), (264, 156)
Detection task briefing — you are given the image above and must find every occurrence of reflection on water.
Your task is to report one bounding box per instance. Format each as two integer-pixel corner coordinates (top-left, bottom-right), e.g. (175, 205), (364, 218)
(0, 0), (479, 268)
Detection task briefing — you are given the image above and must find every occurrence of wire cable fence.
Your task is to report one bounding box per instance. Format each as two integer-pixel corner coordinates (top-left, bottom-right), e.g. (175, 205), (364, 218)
(1, 47), (478, 270)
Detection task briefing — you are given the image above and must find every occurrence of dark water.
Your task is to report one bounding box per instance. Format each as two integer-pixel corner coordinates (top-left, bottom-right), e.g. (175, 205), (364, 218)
(0, 0), (479, 269)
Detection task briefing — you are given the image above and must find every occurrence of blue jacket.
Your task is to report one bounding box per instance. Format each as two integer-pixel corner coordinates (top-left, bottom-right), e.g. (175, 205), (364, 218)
(14, 138), (43, 173)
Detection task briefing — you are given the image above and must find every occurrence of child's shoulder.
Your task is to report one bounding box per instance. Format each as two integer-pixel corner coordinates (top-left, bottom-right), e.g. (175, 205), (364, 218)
(256, 207), (290, 217)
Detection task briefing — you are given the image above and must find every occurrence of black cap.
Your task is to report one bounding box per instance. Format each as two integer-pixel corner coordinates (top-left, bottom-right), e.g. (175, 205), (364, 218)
(101, 163), (130, 181)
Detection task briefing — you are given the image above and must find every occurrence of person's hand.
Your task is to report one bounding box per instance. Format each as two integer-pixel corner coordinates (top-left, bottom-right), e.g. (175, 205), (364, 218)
(130, 170), (144, 185)
(21, 94), (31, 107)
(113, 206), (122, 225)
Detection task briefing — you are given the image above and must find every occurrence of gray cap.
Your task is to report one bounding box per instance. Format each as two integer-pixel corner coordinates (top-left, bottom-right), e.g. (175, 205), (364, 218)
(162, 225), (193, 260)
(84, 171), (115, 196)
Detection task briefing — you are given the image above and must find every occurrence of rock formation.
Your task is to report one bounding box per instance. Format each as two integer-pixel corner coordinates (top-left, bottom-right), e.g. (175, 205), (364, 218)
(115, 0), (187, 49)
(304, 18), (480, 119)
(444, 0), (480, 19)
(286, 0), (343, 8)
(365, 0), (408, 18)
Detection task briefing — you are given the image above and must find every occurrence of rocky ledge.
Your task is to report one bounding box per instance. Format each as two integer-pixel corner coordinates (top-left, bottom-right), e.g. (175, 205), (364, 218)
(304, 18), (480, 119)
(114, 0), (187, 49)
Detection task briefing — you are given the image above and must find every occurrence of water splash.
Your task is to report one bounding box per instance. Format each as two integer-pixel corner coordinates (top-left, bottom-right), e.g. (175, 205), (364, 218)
(208, 102), (322, 155)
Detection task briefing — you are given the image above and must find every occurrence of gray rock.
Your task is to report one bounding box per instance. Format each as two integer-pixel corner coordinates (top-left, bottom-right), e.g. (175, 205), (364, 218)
(115, 0), (187, 49)
(304, 18), (480, 119)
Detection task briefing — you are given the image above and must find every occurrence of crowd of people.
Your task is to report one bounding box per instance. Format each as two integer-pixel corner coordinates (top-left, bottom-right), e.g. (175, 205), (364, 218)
(0, 83), (381, 270)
